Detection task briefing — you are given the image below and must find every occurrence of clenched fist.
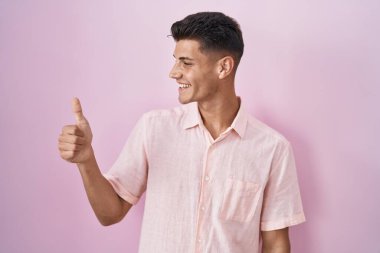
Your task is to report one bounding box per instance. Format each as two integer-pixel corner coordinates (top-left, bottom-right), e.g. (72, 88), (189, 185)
(58, 97), (94, 163)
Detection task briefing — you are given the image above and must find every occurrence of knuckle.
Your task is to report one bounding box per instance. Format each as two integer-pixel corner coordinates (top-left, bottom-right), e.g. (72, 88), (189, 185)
(60, 151), (68, 159)
(64, 151), (74, 159)
(70, 151), (76, 158)
(62, 125), (74, 133)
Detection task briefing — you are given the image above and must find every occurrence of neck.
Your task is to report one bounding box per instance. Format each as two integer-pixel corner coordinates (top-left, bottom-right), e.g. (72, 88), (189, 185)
(197, 94), (240, 140)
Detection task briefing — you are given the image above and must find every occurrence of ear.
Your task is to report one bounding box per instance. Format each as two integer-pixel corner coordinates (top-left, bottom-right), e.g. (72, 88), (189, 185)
(217, 56), (235, 79)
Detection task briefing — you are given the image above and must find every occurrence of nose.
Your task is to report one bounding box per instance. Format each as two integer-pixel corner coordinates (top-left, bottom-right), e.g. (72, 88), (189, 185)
(169, 63), (182, 79)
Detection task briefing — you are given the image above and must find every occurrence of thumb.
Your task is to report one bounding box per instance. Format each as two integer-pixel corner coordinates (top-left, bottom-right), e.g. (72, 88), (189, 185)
(72, 97), (88, 124)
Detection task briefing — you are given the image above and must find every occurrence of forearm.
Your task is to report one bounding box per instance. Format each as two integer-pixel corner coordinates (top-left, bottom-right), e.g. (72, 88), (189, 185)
(77, 149), (125, 225)
(261, 227), (291, 253)
(262, 246), (290, 253)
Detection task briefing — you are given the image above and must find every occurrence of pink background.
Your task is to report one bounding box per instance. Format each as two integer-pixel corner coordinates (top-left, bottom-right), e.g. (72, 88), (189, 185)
(1, 0), (379, 252)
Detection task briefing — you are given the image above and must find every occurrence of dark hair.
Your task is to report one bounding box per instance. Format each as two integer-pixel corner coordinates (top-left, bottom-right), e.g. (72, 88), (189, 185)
(170, 12), (244, 67)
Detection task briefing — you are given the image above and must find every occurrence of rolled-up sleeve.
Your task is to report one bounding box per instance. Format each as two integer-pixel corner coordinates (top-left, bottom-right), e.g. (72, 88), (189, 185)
(260, 140), (306, 231)
(103, 114), (148, 205)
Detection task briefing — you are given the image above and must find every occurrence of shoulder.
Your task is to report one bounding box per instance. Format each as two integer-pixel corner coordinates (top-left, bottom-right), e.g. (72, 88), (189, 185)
(245, 114), (295, 169)
(142, 105), (185, 120)
(139, 104), (189, 127)
(245, 114), (291, 148)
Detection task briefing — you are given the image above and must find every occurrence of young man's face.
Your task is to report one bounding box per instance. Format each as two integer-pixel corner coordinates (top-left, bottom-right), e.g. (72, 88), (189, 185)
(169, 39), (221, 104)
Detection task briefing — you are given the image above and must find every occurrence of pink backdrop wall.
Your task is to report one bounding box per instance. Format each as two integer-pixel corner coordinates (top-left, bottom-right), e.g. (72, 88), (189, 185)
(1, 0), (379, 252)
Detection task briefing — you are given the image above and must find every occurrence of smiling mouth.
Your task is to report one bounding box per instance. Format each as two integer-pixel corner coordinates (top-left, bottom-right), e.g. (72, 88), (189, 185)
(178, 83), (191, 88)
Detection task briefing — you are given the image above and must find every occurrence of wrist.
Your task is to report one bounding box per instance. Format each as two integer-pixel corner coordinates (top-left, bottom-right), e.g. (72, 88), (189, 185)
(77, 147), (96, 169)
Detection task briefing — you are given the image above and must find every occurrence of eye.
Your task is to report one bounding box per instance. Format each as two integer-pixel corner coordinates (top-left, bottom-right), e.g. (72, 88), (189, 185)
(183, 62), (193, 66)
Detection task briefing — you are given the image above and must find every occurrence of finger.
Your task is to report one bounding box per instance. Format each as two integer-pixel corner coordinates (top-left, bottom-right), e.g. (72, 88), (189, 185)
(60, 150), (77, 161)
(58, 142), (82, 152)
(61, 125), (85, 137)
(72, 97), (88, 124)
(59, 134), (86, 145)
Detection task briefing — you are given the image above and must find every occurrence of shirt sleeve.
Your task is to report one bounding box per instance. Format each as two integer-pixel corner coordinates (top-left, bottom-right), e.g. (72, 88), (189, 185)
(260, 140), (306, 231)
(102, 114), (148, 205)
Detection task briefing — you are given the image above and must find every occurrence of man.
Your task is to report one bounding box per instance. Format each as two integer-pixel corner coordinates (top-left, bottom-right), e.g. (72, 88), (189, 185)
(58, 12), (305, 253)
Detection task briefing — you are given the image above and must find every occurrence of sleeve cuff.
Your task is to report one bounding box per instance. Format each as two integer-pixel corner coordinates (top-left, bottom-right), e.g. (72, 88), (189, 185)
(102, 173), (139, 205)
(260, 212), (306, 231)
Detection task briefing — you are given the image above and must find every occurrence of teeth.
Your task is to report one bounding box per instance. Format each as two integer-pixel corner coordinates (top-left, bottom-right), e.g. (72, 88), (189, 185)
(179, 83), (191, 88)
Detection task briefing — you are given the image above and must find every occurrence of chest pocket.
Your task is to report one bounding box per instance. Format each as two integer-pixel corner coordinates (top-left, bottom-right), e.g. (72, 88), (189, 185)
(219, 178), (260, 223)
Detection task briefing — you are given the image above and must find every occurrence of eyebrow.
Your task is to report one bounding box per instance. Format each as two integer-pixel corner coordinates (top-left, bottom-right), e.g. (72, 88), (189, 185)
(173, 55), (195, 61)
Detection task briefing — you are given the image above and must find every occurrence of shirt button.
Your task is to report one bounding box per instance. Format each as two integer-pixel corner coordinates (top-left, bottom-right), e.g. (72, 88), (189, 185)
(197, 238), (202, 243)
(205, 175), (210, 181)
(201, 206), (205, 211)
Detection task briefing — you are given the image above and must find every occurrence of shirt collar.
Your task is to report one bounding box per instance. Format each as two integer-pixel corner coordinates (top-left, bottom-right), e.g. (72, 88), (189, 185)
(182, 97), (248, 138)
(229, 99), (248, 138)
(182, 102), (202, 129)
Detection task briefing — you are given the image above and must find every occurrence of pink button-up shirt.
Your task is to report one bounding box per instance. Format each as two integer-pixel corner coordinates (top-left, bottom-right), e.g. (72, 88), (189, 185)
(103, 100), (306, 253)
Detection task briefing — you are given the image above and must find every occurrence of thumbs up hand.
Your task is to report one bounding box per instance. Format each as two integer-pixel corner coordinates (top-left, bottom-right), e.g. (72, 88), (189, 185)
(58, 98), (94, 163)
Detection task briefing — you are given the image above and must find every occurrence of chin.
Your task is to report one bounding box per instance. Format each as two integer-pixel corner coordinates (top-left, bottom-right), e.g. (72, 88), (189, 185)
(178, 99), (190, 104)
(178, 96), (193, 104)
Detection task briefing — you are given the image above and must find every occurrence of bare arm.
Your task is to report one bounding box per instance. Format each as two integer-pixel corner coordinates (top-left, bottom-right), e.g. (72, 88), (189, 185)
(261, 227), (291, 253)
(58, 98), (132, 226)
(77, 151), (132, 226)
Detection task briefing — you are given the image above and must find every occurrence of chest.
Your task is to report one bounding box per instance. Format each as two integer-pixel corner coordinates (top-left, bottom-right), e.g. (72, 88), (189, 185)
(146, 126), (274, 187)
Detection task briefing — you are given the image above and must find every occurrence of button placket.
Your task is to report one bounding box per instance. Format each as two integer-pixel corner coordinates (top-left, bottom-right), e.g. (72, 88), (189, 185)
(194, 143), (214, 252)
